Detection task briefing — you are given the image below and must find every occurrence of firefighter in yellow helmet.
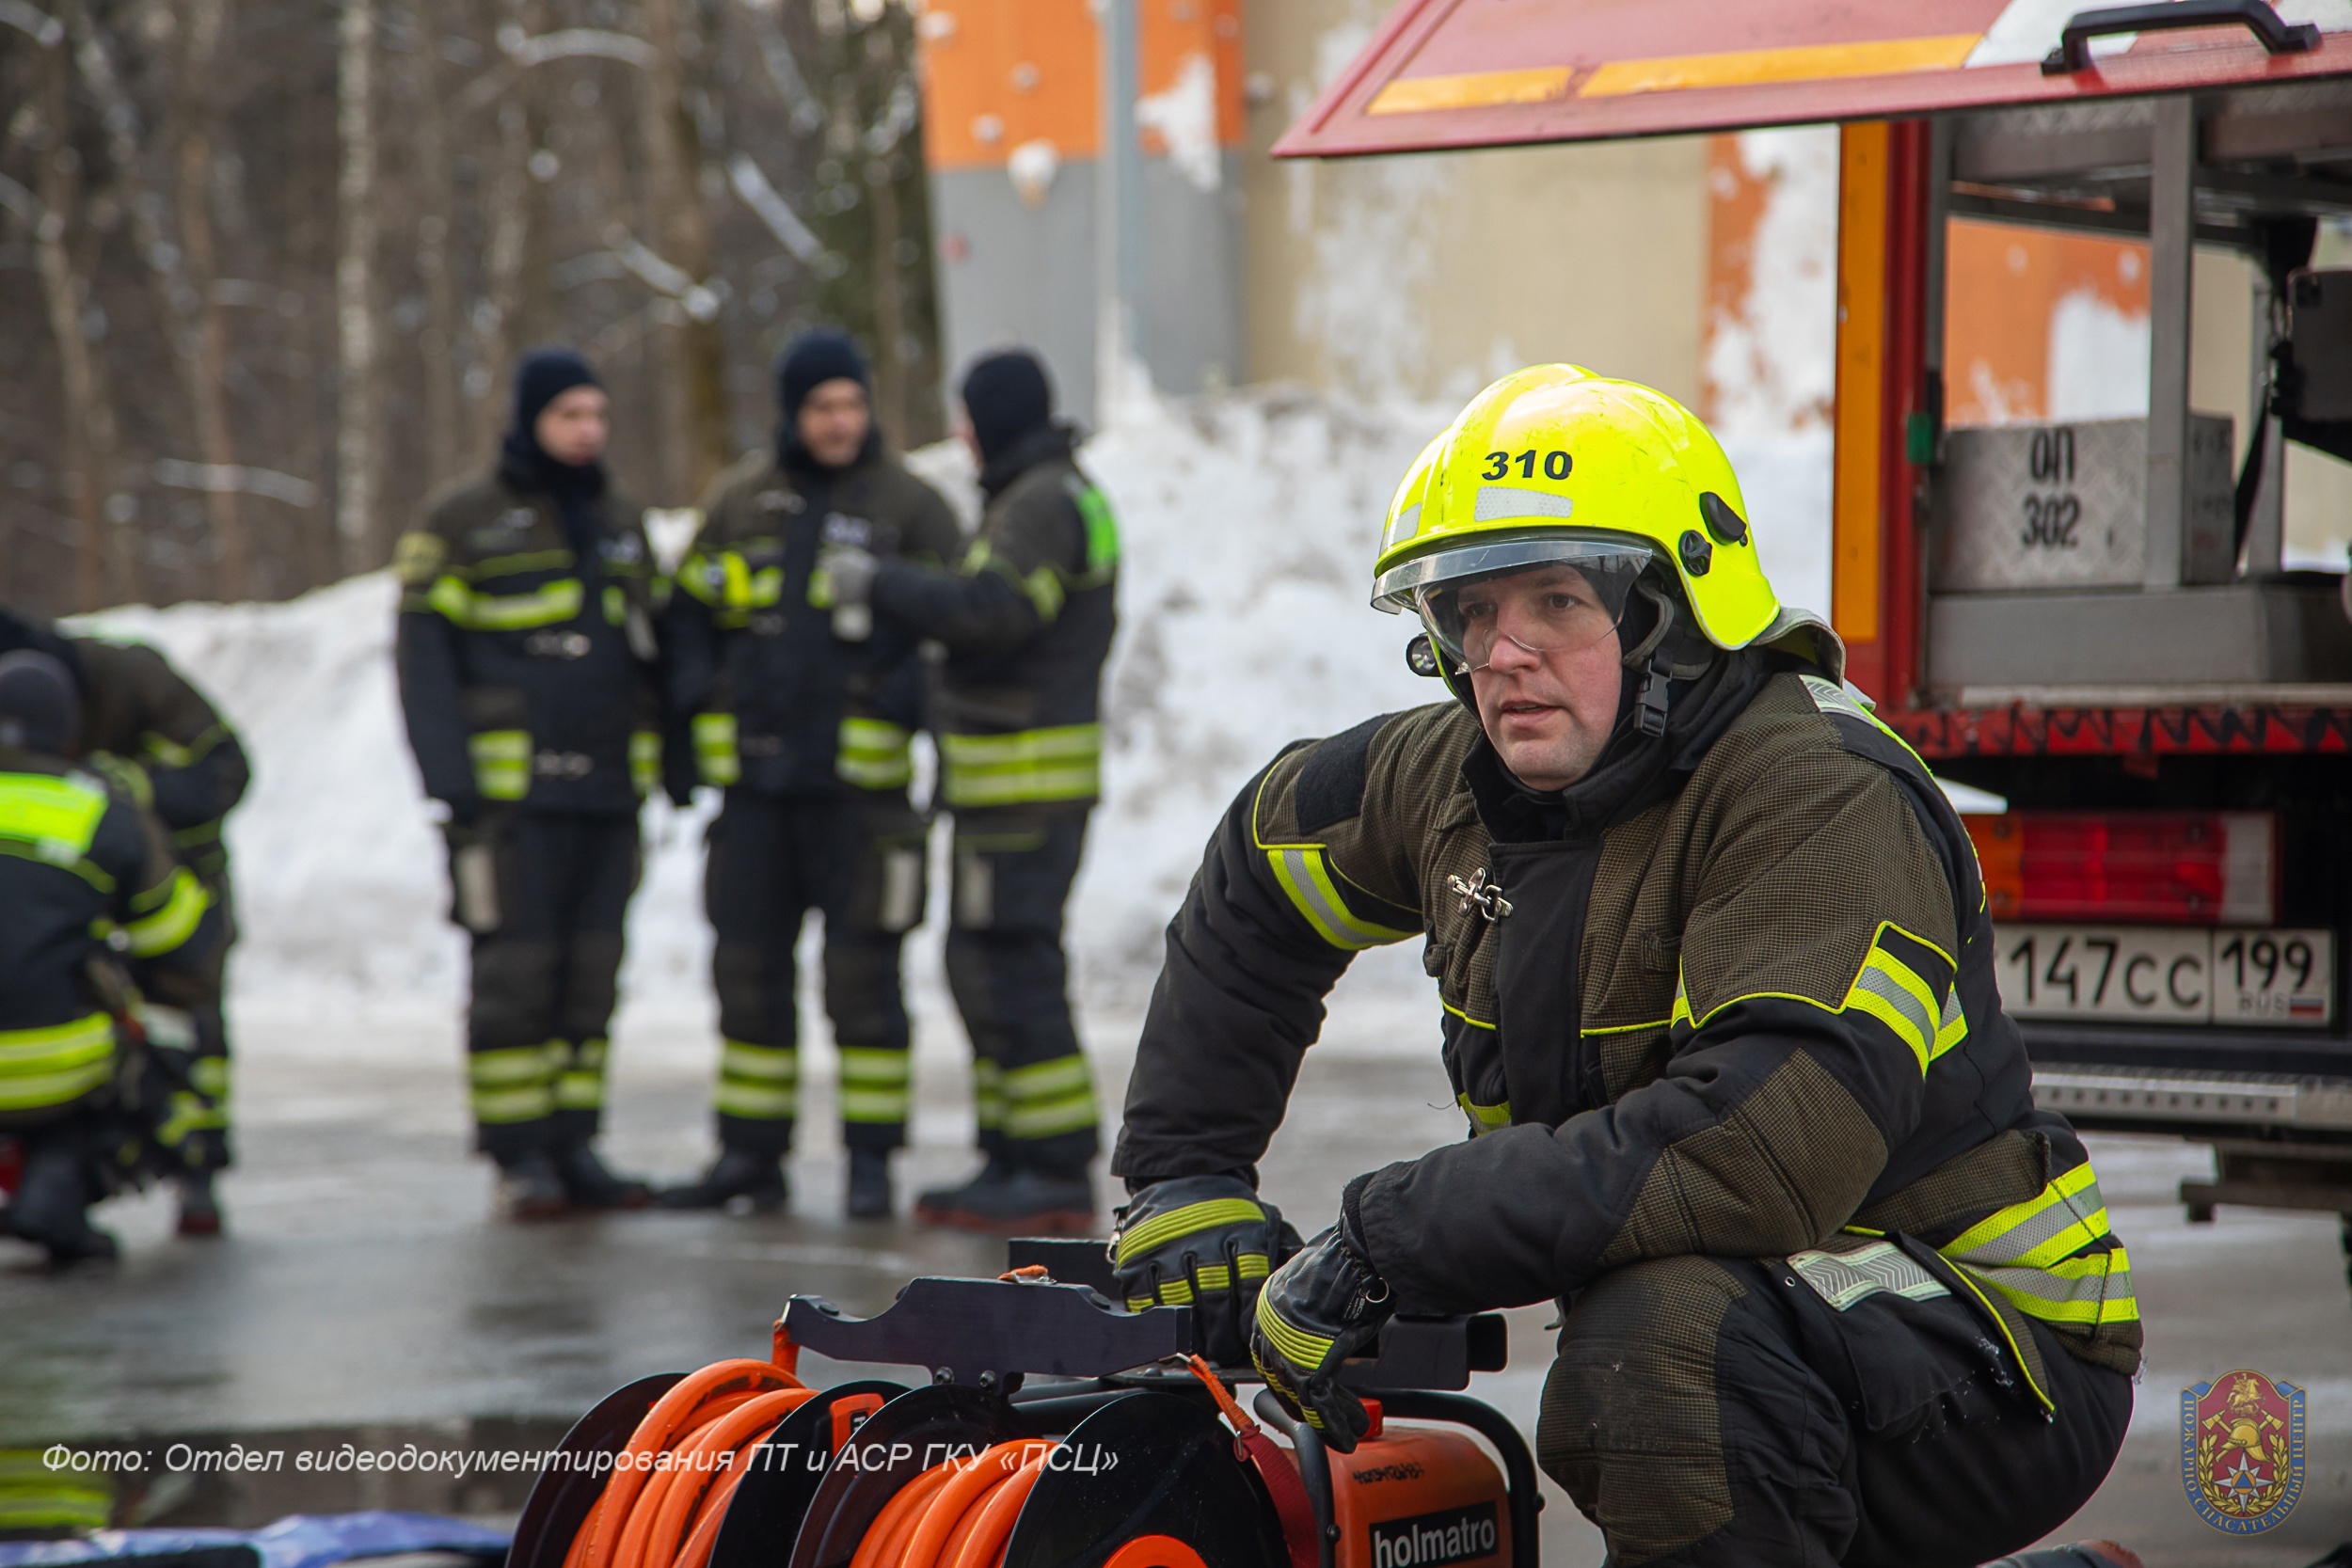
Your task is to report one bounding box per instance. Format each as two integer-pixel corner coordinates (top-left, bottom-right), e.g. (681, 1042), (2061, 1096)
(1111, 368), (2137, 1565)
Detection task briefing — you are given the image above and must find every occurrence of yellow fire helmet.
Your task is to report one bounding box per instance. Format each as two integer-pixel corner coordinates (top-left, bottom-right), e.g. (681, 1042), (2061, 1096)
(1374, 364), (1840, 683)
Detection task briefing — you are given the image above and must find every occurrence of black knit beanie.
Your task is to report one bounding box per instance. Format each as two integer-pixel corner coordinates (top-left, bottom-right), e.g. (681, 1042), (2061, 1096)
(511, 346), (602, 438)
(775, 330), (871, 422)
(961, 351), (1055, 465)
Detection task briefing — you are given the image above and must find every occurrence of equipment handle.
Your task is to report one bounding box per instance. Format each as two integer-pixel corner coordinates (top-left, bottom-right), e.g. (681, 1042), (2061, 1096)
(2041, 0), (2319, 73)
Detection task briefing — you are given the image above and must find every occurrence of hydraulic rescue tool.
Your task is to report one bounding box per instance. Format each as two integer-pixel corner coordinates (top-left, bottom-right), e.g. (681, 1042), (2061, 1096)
(512, 1240), (1536, 1568)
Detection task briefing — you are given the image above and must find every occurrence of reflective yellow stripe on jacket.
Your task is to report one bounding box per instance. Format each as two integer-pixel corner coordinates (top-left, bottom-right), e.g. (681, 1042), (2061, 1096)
(692, 712), (739, 786)
(939, 724), (1101, 808)
(425, 574), (585, 631)
(0, 772), (109, 868)
(469, 730), (531, 800)
(1941, 1158), (2137, 1330)
(123, 866), (209, 958)
(0, 1012), (116, 1112)
(837, 719), (914, 791)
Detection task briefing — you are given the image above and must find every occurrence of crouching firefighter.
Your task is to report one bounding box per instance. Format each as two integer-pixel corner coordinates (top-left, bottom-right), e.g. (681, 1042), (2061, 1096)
(2, 608), (251, 1236)
(659, 330), (961, 1217)
(0, 651), (224, 1264)
(825, 351), (1117, 1233)
(395, 348), (675, 1219)
(1110, 366), (2137, 1568)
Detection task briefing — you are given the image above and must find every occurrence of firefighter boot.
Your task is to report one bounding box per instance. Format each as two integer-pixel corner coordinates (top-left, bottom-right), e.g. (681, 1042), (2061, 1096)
(7, 1138), (119, 1264)
(555, 1142), (653, 1211)
(914, 1157), (1093, 1234)
(174, 1170), (224, 1238)
(495, 1149), (571, 1221)
(846, 1148), (893, 1220)
(657, 1148), (789, 1213)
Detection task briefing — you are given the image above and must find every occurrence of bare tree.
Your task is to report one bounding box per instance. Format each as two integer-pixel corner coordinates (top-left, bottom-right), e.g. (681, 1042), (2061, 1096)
(336, 0), (380, 575)
(174, 0), (251, 597)
(636, 0), (726, 497)
(27, 35), (120, 608)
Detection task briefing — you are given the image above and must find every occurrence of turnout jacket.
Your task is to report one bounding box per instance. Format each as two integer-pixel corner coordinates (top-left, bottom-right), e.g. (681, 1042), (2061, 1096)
(0, 745), (220, 1122)
(394, 455), (665, 816)
(1114, 660), (2140, 1398)
(68, 637), (249, 890)
(871, 423), (1118, 814)
(667, 444), (961, 796)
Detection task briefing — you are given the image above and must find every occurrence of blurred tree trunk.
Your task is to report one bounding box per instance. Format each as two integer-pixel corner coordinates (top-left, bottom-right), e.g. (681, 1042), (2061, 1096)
(336, 0), (380, 576)
(175, 0), (249, 599)
(637, 0), (726, 499)
(405, 0), (462, 484)
(866, 153), (906, 446)
(33, 42), (119, 610)
(474, 0), (539, 446)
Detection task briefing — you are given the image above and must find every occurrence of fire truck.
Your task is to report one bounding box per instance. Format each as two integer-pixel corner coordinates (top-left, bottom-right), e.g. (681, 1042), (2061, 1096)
(1280, 1), (2352, 1260)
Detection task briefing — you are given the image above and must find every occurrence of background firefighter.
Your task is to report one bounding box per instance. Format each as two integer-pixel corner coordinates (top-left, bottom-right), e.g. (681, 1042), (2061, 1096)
(393, 348), (674, 1220)
(0, 650), (225, 1264)
(0, 609), (248, 1236)
(827, 350), (1118, 1233)
(1112, 366), (2139, 1567)
(659, 330), (961, 1218)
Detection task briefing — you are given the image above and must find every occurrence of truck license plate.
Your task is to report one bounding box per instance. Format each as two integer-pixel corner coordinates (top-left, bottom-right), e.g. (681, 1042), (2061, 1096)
(1993, 926), (2334, 1028)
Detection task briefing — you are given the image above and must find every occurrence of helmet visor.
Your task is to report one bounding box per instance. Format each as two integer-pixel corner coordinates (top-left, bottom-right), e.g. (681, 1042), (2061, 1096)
(1382, 538), (1653, 672)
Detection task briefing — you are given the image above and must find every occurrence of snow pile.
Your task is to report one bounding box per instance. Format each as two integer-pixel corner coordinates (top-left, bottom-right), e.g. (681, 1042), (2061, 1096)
(76, 381), (1834, 1024)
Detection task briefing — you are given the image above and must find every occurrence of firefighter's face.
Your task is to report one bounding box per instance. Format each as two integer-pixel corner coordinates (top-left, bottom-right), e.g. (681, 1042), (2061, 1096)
(534, 386), (610, 466)
(798, 378), (872, 467)
(1466, 566), (1624, 791)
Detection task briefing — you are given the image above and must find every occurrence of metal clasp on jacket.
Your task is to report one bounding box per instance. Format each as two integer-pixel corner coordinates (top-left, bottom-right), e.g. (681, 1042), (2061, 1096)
(532, 750), (595, 779)
(523, 629), (593, 658)
(1447, 868), (1513, 922)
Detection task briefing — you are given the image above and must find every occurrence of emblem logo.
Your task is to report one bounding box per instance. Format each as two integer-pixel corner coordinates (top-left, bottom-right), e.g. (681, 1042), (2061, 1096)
(2181, 1369), (2304, 1533)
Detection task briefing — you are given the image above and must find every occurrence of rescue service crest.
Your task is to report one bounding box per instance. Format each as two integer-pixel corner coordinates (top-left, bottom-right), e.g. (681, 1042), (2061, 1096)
(2181, 1368), (2304, 1532)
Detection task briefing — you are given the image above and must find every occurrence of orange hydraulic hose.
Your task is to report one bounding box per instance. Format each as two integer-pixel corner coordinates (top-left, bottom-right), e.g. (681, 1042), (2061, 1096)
(850, 1441), (1056, 1568)
(565, 1354), (810, 1568)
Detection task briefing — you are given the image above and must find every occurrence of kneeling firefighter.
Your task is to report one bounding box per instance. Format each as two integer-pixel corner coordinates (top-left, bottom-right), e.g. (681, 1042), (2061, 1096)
(1109, 367), (2137, 1567)
(0, 651), (224, 1263)
(659, 331), (962, 1218)
(1, 608), (250, 1236)
(395, 349), (674, 1219)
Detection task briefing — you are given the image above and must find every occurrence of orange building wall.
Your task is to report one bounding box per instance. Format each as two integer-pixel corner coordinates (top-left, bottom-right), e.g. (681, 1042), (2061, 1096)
(1942, 217), (2150, 423)
(918, 0), (1244, 172)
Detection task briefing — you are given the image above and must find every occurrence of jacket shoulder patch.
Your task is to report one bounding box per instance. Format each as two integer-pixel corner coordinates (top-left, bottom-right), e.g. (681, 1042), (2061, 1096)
(1295, 711), (1400, 835)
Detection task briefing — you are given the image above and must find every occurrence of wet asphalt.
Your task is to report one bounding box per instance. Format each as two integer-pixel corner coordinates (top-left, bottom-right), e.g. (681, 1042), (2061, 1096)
(4, 984), (2348, 1567)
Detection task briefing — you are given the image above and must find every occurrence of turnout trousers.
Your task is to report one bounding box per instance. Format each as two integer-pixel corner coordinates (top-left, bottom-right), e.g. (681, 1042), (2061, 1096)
(455, 808), (640, 1161)
(945, 805), (1098, 1173)
(705, 787), (927, 1158)
(152, 871), (233, 1174)
(1536, 1249), (2133, 1568)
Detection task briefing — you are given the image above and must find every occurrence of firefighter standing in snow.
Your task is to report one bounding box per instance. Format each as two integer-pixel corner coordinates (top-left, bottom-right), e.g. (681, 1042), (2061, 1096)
(1111, 367), (2137, 1566)
(658, 331), (961, 1219)
(825, 351), (1118, 1233)
(393, 348), (672, 1219)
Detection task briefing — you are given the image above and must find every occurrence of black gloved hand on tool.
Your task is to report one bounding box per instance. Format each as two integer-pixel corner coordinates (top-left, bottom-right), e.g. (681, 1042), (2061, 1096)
(1111, 1174), (1302, 1367)
(1250, 1209), (1394, 1454)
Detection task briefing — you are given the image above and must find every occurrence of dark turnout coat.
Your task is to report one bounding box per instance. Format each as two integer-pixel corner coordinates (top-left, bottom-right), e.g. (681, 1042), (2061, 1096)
(1113, 659), (2140, 1405)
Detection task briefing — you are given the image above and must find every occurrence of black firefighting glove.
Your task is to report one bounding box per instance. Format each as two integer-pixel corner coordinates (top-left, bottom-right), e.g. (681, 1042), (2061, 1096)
(1112, 1175), (1302, 1367)
(1250, 1215), (1393, 1454)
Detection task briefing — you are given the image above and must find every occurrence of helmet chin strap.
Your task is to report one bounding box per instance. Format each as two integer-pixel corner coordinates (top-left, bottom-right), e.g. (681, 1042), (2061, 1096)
(1619, 578), (1713, 737)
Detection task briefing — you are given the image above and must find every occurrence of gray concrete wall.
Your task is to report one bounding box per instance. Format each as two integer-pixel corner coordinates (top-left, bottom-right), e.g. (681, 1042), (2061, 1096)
(929, 152), (1247, 424)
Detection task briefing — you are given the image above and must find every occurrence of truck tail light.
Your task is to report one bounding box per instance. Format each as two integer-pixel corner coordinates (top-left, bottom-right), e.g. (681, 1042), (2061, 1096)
(1963, 811), (2277, 926)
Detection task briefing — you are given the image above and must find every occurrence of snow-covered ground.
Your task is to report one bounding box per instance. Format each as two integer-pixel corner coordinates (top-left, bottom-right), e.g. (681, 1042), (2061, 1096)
(75, 382), (1832, 1060)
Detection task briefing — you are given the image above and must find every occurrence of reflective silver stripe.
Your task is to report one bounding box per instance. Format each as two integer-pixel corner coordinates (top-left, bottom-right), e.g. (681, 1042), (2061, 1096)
(1266, 847), (1411, 951)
